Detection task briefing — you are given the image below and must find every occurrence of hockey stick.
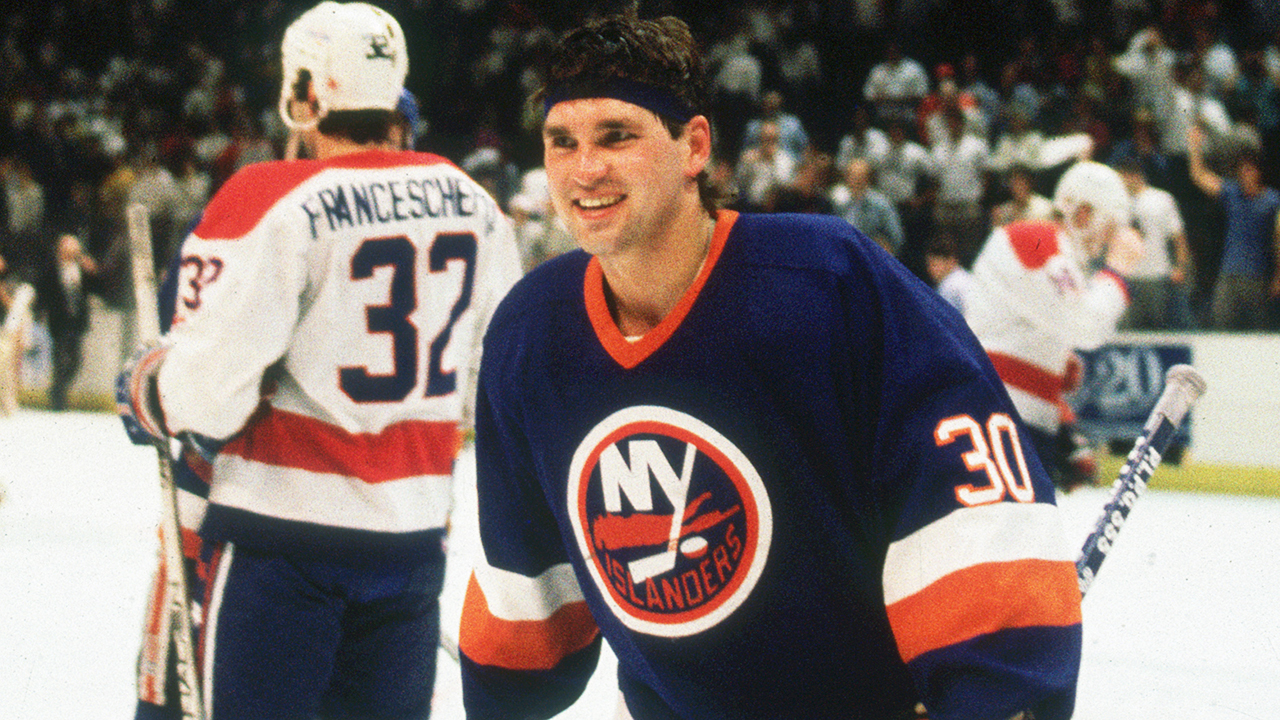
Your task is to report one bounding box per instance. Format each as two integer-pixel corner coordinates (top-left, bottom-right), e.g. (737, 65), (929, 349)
(1076, 364), (1207, 597)
(127, 203), (206, 720)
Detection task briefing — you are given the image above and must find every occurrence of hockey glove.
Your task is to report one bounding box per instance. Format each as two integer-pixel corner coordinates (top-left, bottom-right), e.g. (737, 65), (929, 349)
(181, 432), (225, 464)
(116, 341), (170, 446)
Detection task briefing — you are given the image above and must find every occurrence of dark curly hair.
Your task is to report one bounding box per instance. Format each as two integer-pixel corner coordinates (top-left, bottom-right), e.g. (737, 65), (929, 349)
(537, 14), (726, 213)
(538, 16), (708, 121)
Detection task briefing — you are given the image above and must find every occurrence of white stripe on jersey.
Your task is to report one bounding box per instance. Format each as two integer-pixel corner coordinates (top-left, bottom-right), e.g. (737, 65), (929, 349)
(471, 562), (586, 622)
(883, 502), (1073, 605)
(210, 456), (454, 533)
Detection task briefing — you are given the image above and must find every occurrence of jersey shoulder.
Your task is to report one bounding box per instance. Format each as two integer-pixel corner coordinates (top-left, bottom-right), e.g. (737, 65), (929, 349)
(1001, 220), (1060, 269)
(193, 159), (328, 240)
(728, 211), (943, 311)
(193, 150), (468, 241)
(727, 211), (880, 274)
(488, 250), (591, 336)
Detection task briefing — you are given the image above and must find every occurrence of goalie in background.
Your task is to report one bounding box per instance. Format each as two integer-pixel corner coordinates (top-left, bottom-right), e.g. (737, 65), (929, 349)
(116, 2), (522, 718)
(964, 160), (1143, 491)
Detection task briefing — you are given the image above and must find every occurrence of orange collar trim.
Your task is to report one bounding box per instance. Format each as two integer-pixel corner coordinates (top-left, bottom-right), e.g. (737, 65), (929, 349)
(585, 210), (738, 369)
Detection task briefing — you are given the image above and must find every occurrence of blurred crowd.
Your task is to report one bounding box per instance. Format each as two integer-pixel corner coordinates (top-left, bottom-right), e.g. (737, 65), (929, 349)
(2, 0), (1280, 382)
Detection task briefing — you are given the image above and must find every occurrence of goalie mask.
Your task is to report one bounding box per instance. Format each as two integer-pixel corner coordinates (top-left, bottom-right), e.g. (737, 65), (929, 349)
(1052, 160), (1132, 259)
(279, 1), (409, 131)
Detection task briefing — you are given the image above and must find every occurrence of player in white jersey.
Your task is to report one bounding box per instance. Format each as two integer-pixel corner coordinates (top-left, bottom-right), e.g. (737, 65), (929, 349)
(964, 160), (1142, 490)
(118, 3), (522, 718)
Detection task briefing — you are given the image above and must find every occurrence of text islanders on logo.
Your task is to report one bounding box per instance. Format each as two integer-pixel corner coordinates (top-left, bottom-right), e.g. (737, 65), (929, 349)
(568, 406), (773, 638)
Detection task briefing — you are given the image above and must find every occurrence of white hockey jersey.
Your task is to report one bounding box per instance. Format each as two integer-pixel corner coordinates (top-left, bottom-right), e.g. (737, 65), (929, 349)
(155, 149), (522, 561)
(964, 220), (1128, 434)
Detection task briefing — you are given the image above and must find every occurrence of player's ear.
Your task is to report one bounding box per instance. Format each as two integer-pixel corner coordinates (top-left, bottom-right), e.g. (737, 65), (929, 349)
(684, 115), (712, 179)
(285, 70), (319, 125)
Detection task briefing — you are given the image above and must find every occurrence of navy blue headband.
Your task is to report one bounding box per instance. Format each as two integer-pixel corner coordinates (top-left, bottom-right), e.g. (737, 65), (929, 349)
(543, 78), (695, 123)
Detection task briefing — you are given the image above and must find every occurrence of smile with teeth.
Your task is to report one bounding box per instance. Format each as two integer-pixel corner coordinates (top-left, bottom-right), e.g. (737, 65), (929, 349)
(576, 195), (624, 210)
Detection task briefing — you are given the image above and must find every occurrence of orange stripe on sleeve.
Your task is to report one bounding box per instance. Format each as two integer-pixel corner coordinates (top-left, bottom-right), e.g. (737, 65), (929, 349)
(459, 572), (600, 671)
(885, 558), (1082, 663)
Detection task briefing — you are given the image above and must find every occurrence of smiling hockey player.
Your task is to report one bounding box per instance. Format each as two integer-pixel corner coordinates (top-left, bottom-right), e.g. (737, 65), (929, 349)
(458, 12), (1082, 720)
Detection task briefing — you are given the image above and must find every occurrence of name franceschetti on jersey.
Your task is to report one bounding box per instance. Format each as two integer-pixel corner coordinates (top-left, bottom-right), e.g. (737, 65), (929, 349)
(299, 172), (483, 239)
(567, 405), (773, 638)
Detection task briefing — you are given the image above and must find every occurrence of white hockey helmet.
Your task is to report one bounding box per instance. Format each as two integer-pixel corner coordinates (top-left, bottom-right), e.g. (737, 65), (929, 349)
(279, 1), (409, 131)
(1052, 160), (1132, 256)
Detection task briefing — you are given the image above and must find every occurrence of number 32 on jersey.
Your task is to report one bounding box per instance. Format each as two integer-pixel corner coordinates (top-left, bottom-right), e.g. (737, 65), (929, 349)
(935, 413), (1036, 507)
(177, 230), (475, 405)
(340, 232), (475, 403)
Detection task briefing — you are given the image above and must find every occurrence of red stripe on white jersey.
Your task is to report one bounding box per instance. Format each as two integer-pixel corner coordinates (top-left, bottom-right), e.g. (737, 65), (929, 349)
(986, 351), (1064, 405)
(1096, 266), (1131, 303)
(220, 406), (460, 484)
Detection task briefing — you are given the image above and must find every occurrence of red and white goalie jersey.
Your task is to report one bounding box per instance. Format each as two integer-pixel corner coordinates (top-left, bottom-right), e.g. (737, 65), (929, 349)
(964, 220), (1128, 435)
(155, 149), (521, 562)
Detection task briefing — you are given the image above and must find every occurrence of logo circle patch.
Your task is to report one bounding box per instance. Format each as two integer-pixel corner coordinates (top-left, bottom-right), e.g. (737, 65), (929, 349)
(567, 406), (772, 637)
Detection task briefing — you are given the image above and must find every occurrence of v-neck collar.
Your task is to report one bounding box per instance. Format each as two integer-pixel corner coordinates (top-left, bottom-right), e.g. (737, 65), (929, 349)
(584, 210), (738, 369)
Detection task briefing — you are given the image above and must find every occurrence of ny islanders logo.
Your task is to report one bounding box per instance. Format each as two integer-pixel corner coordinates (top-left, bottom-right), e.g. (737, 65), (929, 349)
(567, 406), (772, 637)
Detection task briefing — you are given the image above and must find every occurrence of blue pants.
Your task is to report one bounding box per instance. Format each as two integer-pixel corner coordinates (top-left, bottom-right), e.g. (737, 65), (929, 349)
(196, 538), (445, 720)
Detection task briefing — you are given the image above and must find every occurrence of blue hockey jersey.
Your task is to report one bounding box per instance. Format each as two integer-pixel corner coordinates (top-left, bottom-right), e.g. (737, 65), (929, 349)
(460, 210), (1081, 720)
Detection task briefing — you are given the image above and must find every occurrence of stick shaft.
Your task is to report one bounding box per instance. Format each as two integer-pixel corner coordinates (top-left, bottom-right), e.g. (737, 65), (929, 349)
(127, 203), (206, 720)
(1076, 364), (1206, 596)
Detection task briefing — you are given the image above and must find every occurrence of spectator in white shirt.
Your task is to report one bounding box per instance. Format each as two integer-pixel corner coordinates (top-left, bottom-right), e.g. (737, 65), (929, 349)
(1165, 59), (1232, 160)
(879, 117), (936, 278)
(991, 165), (1055, 227)
(1113, 26), (1177, 127)
(1192, 25), (1239, 99)
(929, 106), (990, 266)
(1116, 157), (1195, 329)
(833, 104), (890, 177)
(862, 41), (929, 124)
(742, 89), (809, 160)
(876, 117), (932, 207)
(924, 232), (971, 315)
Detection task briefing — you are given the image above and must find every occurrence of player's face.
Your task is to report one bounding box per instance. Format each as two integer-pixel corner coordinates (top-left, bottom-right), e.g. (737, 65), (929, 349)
(542, 97), (707, 258)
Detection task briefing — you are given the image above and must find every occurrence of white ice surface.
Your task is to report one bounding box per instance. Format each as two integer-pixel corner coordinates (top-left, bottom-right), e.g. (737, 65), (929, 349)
(1, 409), (1277, 719)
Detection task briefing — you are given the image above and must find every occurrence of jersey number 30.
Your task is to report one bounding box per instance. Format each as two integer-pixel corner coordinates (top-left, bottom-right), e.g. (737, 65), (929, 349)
(340, 232), (476, 403)
(935, 413), (1035, 506)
